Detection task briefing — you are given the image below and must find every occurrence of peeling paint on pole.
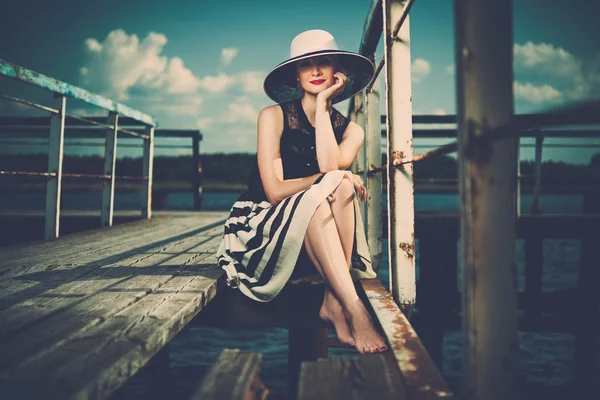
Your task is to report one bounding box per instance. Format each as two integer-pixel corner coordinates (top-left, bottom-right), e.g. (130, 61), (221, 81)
(383, 0), (416, 314)
(366, 75), (383, 271)
(455, 0), (519, 398)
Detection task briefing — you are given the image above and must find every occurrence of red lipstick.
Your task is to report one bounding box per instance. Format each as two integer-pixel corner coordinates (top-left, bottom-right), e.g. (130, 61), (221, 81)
(309, 79), (325, 85)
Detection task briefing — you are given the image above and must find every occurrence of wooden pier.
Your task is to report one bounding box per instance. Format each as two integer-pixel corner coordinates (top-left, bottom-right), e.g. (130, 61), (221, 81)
(2, 0), (599, 398)
(0, 212), (451, 399)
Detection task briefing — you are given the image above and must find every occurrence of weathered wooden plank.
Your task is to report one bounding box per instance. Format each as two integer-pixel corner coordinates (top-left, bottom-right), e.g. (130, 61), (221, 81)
(0, 212), (227, 265)
(0, 225), (223, 337)
(0, 222), (225, 312)
(0, 232), (222, 371)
(1, 262), (225, 399)
(191, 349), (267, 400)
(360, 279), (454, 399)
(298, 353), (408, 400)
(0, 214), (225, 282)
(0, 58), (156, 126)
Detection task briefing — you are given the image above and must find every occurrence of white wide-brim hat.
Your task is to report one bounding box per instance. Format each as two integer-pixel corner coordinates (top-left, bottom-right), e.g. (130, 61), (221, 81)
(263, 29), (375, 105)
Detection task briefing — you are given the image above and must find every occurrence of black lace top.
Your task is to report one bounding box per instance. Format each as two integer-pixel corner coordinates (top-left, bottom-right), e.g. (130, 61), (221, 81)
(245, 98), (351, 202)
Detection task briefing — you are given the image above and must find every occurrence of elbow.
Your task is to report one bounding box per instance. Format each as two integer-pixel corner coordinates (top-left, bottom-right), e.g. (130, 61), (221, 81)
(319, 162), (340, 174)
(265, 189), (281, 206)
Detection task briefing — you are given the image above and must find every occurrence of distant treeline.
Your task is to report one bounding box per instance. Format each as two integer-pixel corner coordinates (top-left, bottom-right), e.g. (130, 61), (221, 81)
(1, 152), (599, 186)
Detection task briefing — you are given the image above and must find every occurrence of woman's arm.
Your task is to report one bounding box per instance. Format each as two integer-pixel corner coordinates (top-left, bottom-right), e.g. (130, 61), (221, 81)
(257, 105), (325, 206)
(314, 72), (365, 172)
(315, 99), (365, 172)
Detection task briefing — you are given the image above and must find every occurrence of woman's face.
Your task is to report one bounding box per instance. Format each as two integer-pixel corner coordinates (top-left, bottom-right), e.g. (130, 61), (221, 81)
(296, 55), (338, 96)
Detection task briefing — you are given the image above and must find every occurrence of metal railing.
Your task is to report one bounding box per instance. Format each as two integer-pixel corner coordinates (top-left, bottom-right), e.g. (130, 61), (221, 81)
(349, 1), (599, 398)
(0, 59), (157, 239)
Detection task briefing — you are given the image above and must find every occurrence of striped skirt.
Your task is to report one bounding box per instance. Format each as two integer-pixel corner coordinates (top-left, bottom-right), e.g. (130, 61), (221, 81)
(215, 170), (376, 302)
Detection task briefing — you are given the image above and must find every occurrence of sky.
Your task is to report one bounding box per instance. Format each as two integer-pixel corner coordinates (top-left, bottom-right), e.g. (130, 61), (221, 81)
(0, 0), (599, 163)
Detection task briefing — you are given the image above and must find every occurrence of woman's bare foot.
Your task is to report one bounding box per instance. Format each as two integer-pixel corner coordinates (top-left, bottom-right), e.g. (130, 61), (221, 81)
(344, 298), (388, 354)
(319, 289), (355, 346)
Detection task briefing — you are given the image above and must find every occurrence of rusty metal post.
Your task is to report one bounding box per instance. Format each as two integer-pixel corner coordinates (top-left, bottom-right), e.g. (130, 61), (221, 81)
(351, 93), (367, 227)
(365, 75), (383, 271)
(525, 134), (544, 314)
(383, 0), (415, 314)
(45, 94), (66, 240)
(531, 134), (544, 214)
(455, 0), (519, 398)
(101, 112), (118, 227)
(141, 125), (154, 219)
(192, 132), (203, 211)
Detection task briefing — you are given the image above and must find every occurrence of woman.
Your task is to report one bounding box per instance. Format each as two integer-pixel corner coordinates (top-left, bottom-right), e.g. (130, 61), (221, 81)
(216, 29), (387, 354)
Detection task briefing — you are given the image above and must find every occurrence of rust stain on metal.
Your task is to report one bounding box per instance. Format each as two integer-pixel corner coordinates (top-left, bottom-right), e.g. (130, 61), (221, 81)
(399, 241), (414, 258)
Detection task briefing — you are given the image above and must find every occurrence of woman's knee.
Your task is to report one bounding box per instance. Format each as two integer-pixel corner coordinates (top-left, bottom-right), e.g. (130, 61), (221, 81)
(311, 199), (332, 222)
(333, 175), (354, 200)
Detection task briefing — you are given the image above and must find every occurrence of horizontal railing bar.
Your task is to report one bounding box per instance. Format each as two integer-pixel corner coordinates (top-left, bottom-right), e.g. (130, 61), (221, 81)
(0, 93), (59, 115)
(380, 129), (600, 138)
(0, 170), (56, 177)
(66, 113), (114, 130)
(0, 59), (156, 126)
(0, 140), (194, 149)
(369, 99), (600, 174)
(0, 127), (201, 139)
(0, 116), (149, 127)
(0, 170), (148, 180)
(119, 127), (149, 139)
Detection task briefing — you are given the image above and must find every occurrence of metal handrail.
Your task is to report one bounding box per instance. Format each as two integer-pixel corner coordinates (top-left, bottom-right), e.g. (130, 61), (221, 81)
(0, 58), (159, 238)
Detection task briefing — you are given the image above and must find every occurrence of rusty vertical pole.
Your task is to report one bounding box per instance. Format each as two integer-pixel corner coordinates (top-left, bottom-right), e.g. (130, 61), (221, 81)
(101, 112), (118, 227)
(455, 0), (518, 399)
(141, 125), (154, 219)
(531, 135), (544, 214)
(45, 94), (66, 240)
(353, 93), (367, 227)
(525, 134), (544, 314)
(192, 132), (203, 211)
(383, 0), (415, 314)
(366, 75), (383, 271)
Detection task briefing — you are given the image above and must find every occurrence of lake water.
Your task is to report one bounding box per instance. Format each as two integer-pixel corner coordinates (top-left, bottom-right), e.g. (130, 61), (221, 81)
(2, 192), (597, 399)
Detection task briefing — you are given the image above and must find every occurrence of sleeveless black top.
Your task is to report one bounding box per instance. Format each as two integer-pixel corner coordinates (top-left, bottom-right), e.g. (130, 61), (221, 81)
(245, 98), (351, 203)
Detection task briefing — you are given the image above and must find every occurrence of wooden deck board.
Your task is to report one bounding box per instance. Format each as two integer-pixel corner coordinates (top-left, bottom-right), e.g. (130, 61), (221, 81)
(0, 225), (223, 336)
(0, 221), (222, 310)
(0, 212), (228, 399)
(191, 349), (266, 400)
(298, 353), (408, 400)
(361, 279), (454, 399)
(0, 212), (227, 276)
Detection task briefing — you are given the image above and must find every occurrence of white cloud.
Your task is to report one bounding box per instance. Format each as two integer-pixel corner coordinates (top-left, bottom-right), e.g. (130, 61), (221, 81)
(513, 82), (562, 104)
(237, 71), (267, 93)
(80, 30), (172, 101)
(433, 108), (447, 116)
(224, 101), (259, 124)
(197, 73), (236, 93)
(446, 65), (455, 75)
(150, 96), (203, 116)
(514, 42), (581, 78)
(221, 48), (239, 65)
(412, 58), (431, 83)
(196, 117), (215, 129)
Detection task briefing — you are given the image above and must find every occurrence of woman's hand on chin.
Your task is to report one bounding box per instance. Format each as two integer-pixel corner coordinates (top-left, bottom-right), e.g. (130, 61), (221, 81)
(316, 72), (348, 105)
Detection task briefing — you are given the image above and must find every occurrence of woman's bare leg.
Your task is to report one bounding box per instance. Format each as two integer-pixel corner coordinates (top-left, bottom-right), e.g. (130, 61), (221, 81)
(317, 176), (356, 345)
(304, 198), (387, 354)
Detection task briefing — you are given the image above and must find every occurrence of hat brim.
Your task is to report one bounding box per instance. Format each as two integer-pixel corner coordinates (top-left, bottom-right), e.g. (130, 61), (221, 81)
(263, 50), (375, 105)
